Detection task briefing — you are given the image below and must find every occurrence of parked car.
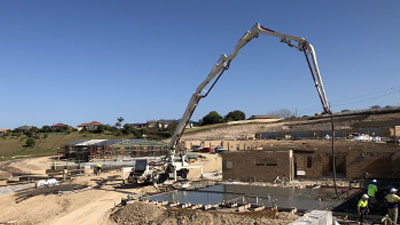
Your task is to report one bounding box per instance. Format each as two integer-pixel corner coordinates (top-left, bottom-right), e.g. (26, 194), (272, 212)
(199, 147), (214, 153)
(214, 146), (228, 153)
(192, 145), (202, 152)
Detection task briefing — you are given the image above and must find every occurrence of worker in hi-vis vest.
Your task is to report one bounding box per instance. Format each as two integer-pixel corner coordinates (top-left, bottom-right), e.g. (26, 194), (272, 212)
(95, 163), (102, 175)
(368, 179), (378, 206)
(385, 188), (400, 225)
(357, 194), (370, 223)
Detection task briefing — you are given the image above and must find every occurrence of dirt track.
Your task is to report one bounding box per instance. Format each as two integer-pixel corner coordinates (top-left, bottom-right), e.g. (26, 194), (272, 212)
(0, 154), (222, 225)
(0, 171), (147, 225)
(42, 190), (124, 225)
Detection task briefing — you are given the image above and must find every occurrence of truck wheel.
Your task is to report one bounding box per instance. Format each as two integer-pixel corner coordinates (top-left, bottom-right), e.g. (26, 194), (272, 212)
(158, 173), (168, 183)
(181, 169), (189, 179)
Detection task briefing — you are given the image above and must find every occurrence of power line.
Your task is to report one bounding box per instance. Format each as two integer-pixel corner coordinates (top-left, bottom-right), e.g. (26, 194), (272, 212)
(332, 89), (399, 107)
(297, 85), (400, 115)
(329, 85), (400, 103)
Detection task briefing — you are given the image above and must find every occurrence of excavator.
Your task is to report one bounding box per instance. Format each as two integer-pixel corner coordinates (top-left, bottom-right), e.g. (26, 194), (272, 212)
(128, 23), (337, 190)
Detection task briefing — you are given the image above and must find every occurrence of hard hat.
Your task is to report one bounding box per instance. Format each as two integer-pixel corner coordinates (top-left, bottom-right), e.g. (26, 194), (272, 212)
(390, 188), (398, 193)
(362, 194), (369, 199)
(372, 179), (377, 183)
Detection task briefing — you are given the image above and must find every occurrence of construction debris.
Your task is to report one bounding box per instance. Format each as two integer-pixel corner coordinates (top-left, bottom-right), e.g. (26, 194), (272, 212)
(14, 183), (88, 203)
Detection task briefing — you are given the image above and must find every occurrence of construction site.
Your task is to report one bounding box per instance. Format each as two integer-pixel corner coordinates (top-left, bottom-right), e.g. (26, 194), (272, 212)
(1, 2), (400, 224)
(0, 107), (399, 224)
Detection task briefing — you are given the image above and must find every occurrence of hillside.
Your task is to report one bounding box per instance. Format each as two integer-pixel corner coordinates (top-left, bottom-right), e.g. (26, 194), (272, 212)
(1, 109), (399, 161)
(181, 109), (400, 140)
(0, 133), (135, 161)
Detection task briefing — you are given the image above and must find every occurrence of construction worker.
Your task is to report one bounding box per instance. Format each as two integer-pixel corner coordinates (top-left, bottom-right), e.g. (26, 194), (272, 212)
(384, 188), (400, 224)
(368, 179), (378, 206)
(95, 163), (102, 176)
(357, 194), (369, 224)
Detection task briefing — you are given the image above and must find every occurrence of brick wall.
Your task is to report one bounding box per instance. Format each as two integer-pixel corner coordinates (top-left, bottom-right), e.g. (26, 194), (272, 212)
(345, 151), (393, 179)
(293, 153), (323, 178)
(222, 150), (293, 182)
(186, 139), (400, 179)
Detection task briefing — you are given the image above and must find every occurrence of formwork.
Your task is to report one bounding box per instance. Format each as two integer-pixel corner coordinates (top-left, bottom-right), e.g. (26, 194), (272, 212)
(146, 183), (343, 212)
(63, 139), (167, 162)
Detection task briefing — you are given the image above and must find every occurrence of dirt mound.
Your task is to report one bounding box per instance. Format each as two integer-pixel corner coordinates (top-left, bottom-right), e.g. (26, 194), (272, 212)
(0, 157), (52, 179)
(111, 202), (164, 224)
(0, 193), (70, 225)
(111, 202), (299, 225)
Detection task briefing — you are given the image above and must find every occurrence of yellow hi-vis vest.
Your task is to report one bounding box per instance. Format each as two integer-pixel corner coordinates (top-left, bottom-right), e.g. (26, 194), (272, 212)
(358, 199), (368, 208)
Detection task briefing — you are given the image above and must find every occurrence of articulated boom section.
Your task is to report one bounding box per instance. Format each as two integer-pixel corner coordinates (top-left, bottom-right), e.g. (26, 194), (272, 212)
(167, 23), (331, 158)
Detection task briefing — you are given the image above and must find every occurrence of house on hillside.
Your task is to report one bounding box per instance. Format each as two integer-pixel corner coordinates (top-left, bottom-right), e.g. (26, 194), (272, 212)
(0, 129), (9, 136)
(14, 125), (33, 134)
(156, 119), (183, 129)
(77, 121), (103, 131)
(145, 121), (156, 128)
(127, 123), (146, 129)
(51, 123), (68, 129)
(128, 119), (198, 130)
(175, 119), (198, 129)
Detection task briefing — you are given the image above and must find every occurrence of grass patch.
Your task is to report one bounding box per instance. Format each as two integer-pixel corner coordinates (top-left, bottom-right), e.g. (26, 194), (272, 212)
(0, 132), (134, 161)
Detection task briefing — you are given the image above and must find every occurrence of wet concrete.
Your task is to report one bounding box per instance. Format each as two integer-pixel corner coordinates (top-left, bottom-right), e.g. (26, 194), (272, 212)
(148, 191), (242, 205)
(148, 184), (342, 210)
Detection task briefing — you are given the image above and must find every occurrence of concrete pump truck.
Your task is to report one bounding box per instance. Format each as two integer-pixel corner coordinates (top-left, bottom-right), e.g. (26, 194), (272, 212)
(127, 23), (333, 185)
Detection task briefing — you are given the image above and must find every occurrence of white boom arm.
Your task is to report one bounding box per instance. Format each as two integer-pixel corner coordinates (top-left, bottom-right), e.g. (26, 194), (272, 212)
(167, 23), (331, 158)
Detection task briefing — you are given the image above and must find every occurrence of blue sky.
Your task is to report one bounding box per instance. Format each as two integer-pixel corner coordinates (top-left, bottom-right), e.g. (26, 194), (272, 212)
(1, 1), (399, 129)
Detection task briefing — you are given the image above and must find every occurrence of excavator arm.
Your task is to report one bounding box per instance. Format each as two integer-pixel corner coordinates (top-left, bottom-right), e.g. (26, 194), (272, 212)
(167, 23), (331, 158)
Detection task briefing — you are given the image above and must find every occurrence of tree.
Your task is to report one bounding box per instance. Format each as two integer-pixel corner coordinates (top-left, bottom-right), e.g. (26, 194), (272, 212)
(201, 111), (223, 125)
(268, 109), (294, 118)
(123, 124), (134, 135)
(26, 138), (35, 147)
(224, 110), (246, 121)
(122, 124), (143, 138)
(41, 125), (52, 133)
(166, 122), (178, 136)
(132, 129), (142, 138)
(95, 125), (106, 134)
(24, 126), (39, 137)
(115, 116), (124, 129)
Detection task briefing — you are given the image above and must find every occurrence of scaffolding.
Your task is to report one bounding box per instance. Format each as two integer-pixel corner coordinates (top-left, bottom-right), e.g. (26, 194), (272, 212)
(63, 139), (168, 162)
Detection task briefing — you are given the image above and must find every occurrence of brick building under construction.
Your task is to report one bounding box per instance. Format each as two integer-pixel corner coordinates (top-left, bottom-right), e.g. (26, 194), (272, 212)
(181, 139), (400, 181)
(63, 139), (167, 162)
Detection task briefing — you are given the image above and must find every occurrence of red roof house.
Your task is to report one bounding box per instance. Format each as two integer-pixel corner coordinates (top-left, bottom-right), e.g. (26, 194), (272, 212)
(77, 121), (103, 131)
(52, 123), (68, 128)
